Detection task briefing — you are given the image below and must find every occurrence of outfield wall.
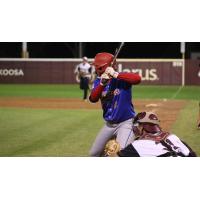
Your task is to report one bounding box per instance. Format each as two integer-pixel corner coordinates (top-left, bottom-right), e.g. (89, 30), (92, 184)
(0, 59), (199, 85)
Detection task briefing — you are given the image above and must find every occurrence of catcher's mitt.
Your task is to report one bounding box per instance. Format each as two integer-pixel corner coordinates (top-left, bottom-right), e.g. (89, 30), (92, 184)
(104, 139), (121, 157)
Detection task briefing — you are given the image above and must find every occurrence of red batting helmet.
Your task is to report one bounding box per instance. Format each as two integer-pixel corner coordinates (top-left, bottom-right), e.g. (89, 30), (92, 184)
(93, 52), (115, 76)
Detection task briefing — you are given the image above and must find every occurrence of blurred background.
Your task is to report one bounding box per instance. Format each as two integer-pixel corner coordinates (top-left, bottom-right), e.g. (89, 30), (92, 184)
(1, 42), (200, 59)
(0, 42), (199, 157)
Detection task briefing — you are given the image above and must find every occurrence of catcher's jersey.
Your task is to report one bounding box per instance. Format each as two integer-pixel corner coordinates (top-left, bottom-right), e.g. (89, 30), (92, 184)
(92, 76), (135, 123)
(118, 134), (194, 157)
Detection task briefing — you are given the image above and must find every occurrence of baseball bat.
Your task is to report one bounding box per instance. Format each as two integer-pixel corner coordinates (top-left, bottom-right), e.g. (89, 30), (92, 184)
(111, 42), (125, 67)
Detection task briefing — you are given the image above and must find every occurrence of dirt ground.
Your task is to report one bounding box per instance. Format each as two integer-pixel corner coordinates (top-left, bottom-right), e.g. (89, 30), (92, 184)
(0, 97), (187, 131)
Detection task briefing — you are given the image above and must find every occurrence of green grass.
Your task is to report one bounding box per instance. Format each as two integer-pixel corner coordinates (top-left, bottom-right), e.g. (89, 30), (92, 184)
(171, 100), (200, 156)
(0, 84), (82, 98)
(0, 108), (103, 156)
(133, 85), (200, 100)
(0, 84), (199, 156)
(0, 84), (200, 100)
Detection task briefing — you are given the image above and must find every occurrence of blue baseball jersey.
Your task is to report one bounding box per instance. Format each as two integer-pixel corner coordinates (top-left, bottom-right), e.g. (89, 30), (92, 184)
(92, 77), (136, 123)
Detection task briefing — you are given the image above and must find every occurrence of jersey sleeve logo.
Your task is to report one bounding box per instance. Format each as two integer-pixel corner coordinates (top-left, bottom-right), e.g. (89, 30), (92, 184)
(113, 89), (120, 96)
(101, 89), (120, 99)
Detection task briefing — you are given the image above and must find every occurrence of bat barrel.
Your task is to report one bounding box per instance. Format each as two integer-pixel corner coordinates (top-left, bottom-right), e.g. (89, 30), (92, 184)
(111, 42), (125, 67)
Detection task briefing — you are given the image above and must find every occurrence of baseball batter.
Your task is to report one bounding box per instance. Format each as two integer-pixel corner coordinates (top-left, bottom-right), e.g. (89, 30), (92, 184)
(89, 52), (141, 156)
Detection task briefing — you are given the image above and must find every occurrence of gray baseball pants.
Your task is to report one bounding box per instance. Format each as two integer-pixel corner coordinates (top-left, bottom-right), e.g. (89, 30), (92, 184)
(89, 118), (135, 156)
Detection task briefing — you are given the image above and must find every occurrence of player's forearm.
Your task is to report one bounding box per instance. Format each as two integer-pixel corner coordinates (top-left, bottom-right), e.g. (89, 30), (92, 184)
(117, 73), (141, 84)
(181, 140), (197, 157)
(89, 84), (104, 102)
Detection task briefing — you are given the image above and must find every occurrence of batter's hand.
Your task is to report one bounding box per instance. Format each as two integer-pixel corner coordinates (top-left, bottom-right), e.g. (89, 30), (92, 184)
(105, 67), (119, 78)
(100, 73), (110, 86)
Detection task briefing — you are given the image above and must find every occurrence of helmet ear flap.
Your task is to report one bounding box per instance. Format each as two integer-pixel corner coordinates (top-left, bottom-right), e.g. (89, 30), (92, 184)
(133, 125), (141, 137)
(93, 52), (114, 75)
(95, 64), (108, 76)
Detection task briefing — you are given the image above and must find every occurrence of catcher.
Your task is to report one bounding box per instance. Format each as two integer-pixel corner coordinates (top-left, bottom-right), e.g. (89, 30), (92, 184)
(104, 111), (197, 157)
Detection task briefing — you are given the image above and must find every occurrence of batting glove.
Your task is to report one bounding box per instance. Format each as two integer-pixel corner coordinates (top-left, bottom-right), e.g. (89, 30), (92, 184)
(105, 67), (119, 78)
(100, 73), (110, 86)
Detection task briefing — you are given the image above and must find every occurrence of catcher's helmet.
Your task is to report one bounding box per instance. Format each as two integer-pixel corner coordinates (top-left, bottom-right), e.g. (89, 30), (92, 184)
(93, 52), (115, 76)
(133, 112), (161, 134)
(134, 112), (160, 125)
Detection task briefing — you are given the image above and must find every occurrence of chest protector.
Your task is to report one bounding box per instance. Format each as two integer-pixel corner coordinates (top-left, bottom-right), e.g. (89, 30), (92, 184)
(137, 131), (170, 144)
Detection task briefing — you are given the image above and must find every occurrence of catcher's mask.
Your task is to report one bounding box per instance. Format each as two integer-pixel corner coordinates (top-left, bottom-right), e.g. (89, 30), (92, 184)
(133, 112), (161, 136)
(93, 52), (116, 76)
